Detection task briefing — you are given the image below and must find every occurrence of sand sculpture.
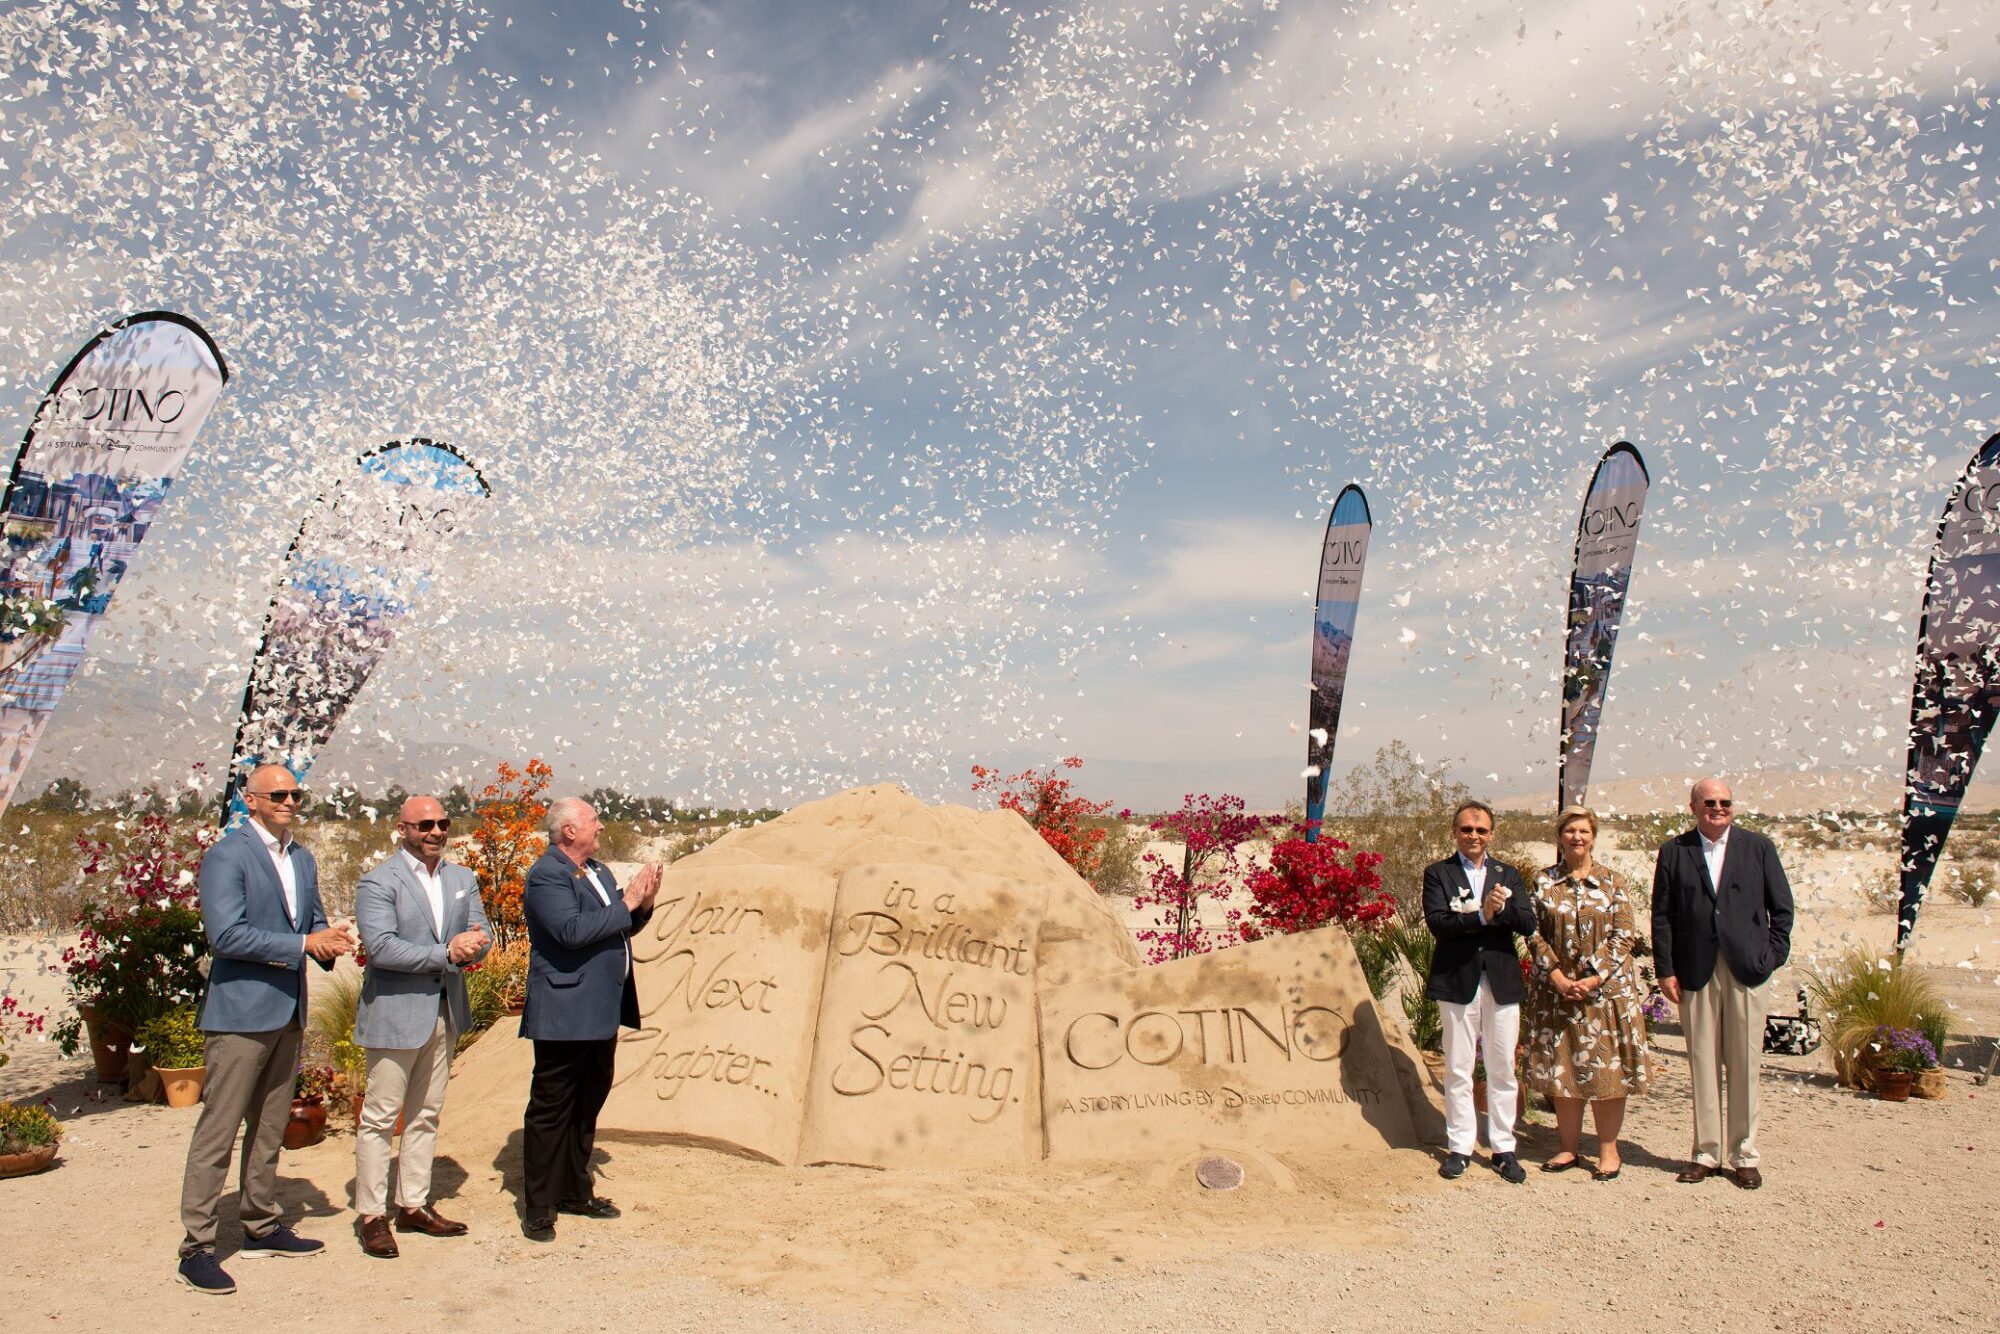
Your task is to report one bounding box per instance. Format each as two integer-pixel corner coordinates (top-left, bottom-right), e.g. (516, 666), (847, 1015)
(448, 785), (1443, 1168)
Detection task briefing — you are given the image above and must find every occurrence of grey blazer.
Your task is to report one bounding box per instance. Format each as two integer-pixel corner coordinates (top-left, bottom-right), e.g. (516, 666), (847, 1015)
(353, 851), (493, 1049)
(197, 822), (333, 1034)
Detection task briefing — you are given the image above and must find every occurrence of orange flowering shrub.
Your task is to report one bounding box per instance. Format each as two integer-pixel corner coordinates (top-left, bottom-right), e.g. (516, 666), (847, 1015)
(465, 759), (552, 949)
(969, 756), (1110, 882)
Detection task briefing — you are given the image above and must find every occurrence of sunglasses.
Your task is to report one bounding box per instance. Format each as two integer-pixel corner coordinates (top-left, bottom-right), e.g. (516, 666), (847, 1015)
(400, 818), (451, 833)
(250, 789), (305, 804)
(1456, 825), (1492, 835)
(1700, 799), (1733, 810)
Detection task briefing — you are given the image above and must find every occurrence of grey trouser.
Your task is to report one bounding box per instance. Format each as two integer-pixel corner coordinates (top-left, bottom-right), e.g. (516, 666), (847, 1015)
(178, 1025), (303, 1256)
(354, 1006), (455, 1215)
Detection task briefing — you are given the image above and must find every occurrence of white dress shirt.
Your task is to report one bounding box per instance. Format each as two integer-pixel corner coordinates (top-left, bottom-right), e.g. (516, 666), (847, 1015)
(1701, 828), (1729, 889)
(1457, 851), (1492, 921)
(403, 848), (446, 941)
(250, 818), (305, 958)
(579, 861), (629, 979)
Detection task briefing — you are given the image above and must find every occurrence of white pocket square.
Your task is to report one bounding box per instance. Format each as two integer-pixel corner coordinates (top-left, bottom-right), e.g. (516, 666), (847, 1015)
(454, 888), (470, 900)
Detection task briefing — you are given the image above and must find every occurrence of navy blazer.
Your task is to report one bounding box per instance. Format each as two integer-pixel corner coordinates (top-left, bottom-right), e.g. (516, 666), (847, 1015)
(1422, 855), (1536, 1006)
(1651, 826), (1794, 990)
(196, 822), (333, 1033)
(519, 847), (651, 1042)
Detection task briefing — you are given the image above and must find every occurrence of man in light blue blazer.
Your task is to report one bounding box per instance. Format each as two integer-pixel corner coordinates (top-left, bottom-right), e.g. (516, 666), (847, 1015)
(350, 793), (492, 1258)
(177, 764), (355, 1296)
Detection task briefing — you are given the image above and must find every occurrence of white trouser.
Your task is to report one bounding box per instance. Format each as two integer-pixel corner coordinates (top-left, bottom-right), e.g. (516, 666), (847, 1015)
(354, 1007), (455, 1216)
(1440, 977), (1521, 1156)
(1680, 962), (1769, 1169)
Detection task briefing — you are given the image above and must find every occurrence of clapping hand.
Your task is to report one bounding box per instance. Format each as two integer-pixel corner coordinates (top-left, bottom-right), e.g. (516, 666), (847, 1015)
(621, 861), (662, 913)
(305, 921), (357, 962)
(1481, 886), (1509, 920)
(447, 928), (490, 966)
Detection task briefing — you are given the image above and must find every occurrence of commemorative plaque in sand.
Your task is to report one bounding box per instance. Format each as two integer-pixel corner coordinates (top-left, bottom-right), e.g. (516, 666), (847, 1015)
(605, 864), (839, 1164)
(799, 864), (1048, 1168)
(1038, 925), (1425, 1159)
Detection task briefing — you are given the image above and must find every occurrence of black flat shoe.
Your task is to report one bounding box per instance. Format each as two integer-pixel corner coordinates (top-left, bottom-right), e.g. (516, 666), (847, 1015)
(521, 1210), (556, 1242)
(1592, 1166), (1622, 1181)
(557, 1196), (621, 1219)
(1540, 1155), (1583, 1173)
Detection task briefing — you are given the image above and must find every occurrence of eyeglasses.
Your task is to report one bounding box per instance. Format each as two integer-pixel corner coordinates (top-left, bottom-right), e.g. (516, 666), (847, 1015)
(1456, 825), (1492, 836)
(250, 789), (305, 805)
(1700, 798), (1733, 810)
(400, 818), (451, 833)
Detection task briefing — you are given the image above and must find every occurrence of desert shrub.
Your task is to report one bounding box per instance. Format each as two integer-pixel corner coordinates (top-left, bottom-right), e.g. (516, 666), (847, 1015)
(1320, 742), (1472, 921)
(1084, 818), (1145, 897)
(1388, 920), (1442, 1052)
(308, 971), (366, 1092)
(461, 940), (531, 1048)
(1861, 870), (1901, 916)
(0, 810), (101, 931)
(1351, 927), (1400, 1001)
(0, 1101), (61, 1154)
(1806, 950), (1950, 1086)
(1947, 864), (1996, 908)
(134, 1006), (206, 1070)
(595, 819), (655, 863)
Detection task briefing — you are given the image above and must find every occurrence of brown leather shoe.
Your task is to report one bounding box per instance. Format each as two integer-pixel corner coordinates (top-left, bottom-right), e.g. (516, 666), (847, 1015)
(357, 1214), (399, 1259)
(1675, 1163), (1718, 1184)
(1732, 1166), (1764, 1190)
(394, 1205), (469, 1237)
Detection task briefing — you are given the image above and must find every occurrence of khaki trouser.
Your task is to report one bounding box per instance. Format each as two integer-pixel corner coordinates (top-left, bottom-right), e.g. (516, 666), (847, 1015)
(354, 1006), (455, 1216)
(1680, 961), (1769, 1169)
(179, 1025), (303, 1256)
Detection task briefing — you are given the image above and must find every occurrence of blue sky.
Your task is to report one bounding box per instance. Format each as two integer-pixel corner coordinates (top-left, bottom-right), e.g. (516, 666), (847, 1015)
(1, 0), (1996, 813)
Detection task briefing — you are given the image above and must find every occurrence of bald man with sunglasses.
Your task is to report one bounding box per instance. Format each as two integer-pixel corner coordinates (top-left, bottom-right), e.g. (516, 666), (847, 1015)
(1652, 778), (1794, 1190)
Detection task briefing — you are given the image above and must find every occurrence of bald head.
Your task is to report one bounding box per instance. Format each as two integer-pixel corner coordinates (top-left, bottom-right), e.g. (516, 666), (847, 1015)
(1690, 777), (1734, 841)
(397, 793), (450, 867)
(241, 764), (304, 838)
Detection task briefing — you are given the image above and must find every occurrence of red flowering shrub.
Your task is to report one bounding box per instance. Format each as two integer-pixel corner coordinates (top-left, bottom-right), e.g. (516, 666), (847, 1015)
(1239, 826), (1393, 941)
(970, 756), (1111, 882)
(1129, 793), (1273, 963)
(51, 814), (215, 1054)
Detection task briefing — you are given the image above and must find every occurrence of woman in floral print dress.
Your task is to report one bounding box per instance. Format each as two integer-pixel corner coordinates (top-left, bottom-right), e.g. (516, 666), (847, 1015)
(1524, 804), (1651, 1180)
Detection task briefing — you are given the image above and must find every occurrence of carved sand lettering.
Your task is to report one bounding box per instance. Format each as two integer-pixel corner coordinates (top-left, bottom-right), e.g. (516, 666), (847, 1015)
(858, 961), (1008, 1031)
(828, 1023), (1018, 1124)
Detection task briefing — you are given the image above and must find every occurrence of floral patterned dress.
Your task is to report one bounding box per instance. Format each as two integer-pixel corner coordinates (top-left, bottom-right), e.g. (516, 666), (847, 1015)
(1523, 863), (1651, 1100)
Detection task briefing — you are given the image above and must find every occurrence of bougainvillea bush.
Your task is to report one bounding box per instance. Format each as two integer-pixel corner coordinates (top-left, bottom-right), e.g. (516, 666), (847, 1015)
(970, 756), (1111, 882)
(52, 814), (215, 1054)
(1128, 792), (1272, 964)
(1239, 825), (1394, 943)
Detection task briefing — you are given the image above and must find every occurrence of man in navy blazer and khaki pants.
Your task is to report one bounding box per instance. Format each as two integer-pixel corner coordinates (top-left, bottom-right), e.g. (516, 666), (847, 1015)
(1653, 778), (1793, 1189)
(350, 793), (493, 1258)
(176, 764), (355, 1295)
(518, 795), (660, 1241)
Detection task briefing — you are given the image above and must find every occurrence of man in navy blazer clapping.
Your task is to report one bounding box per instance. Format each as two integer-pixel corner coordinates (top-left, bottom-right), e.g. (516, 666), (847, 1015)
(518, 796), (660, 1241)
(176, 764), (356, 1296)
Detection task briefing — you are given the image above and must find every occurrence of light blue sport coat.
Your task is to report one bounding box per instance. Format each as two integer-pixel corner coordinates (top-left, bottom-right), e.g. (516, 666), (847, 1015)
(196, 822), (333, 1033)
(353, 850), (493, 1049)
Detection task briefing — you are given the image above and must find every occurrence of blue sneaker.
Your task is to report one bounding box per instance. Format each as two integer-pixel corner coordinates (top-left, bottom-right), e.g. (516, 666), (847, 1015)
(239, 1224), (324, 1258)
(176, 1252), (236, 1295)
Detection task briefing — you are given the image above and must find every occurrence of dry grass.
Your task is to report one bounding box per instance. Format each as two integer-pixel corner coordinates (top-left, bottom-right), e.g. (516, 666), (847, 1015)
(1805, 950), (1950, 1088)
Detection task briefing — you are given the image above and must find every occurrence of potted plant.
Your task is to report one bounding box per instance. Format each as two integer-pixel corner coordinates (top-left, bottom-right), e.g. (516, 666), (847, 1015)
(0, 1101), (62, 1179)
(49, 816), (214, 1083)
(135, 1006), (208, 1108)
(286, 1064), (335, 1150)
(1871, 1027), (1933, 1102)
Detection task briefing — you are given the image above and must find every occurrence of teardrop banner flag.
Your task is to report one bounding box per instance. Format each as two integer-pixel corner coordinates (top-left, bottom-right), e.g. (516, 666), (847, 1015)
(1558, 442), (1650, 811)
(1304, 484), (1371, 840)
(1898, 430), (2000, 951)
(220, 438), (490, 824)
(0, 312), (228, 814)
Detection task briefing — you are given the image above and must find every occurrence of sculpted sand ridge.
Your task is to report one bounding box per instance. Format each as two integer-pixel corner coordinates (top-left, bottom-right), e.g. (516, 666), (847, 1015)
(447, 784), (1441, 1168)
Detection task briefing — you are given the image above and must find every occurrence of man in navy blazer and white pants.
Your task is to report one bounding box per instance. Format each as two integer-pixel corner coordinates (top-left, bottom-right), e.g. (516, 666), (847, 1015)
(350, 793), (493, 1257)
(177, 764), (355, 1295)
(518, 795), (659, 1241)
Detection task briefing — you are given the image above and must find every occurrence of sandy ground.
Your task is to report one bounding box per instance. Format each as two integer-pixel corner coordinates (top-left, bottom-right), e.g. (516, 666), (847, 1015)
(3, 844), (1998, 1332)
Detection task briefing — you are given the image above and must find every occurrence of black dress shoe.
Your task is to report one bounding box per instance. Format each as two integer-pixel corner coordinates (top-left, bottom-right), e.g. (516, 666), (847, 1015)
(1438, 1152), (1471, 1180)
(522, 1210), (556, 1242)
(557, 1196), (621, 1219)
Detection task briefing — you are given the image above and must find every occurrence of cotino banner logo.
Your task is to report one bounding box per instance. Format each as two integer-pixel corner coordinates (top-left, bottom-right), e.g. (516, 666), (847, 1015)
(1898, 431), (2000, 951)
(1558, 442), (1650, 811)
(1305, 484), (1372, 840)
(0, 312), (228, 814)
(221, 438), (490, 825)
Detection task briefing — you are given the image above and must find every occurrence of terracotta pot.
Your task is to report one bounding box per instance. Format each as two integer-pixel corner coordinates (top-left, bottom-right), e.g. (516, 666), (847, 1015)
(0, 1142), (59, 1179)
(284, 1099), (328, 1150)
(157, 1065), (207, 1109)
(1874, 1070), (1915, 1102)
(1912, 1068), (1947, 1100)
(504, 999), (525, 1017)
(78, 1004), (133, 1083)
